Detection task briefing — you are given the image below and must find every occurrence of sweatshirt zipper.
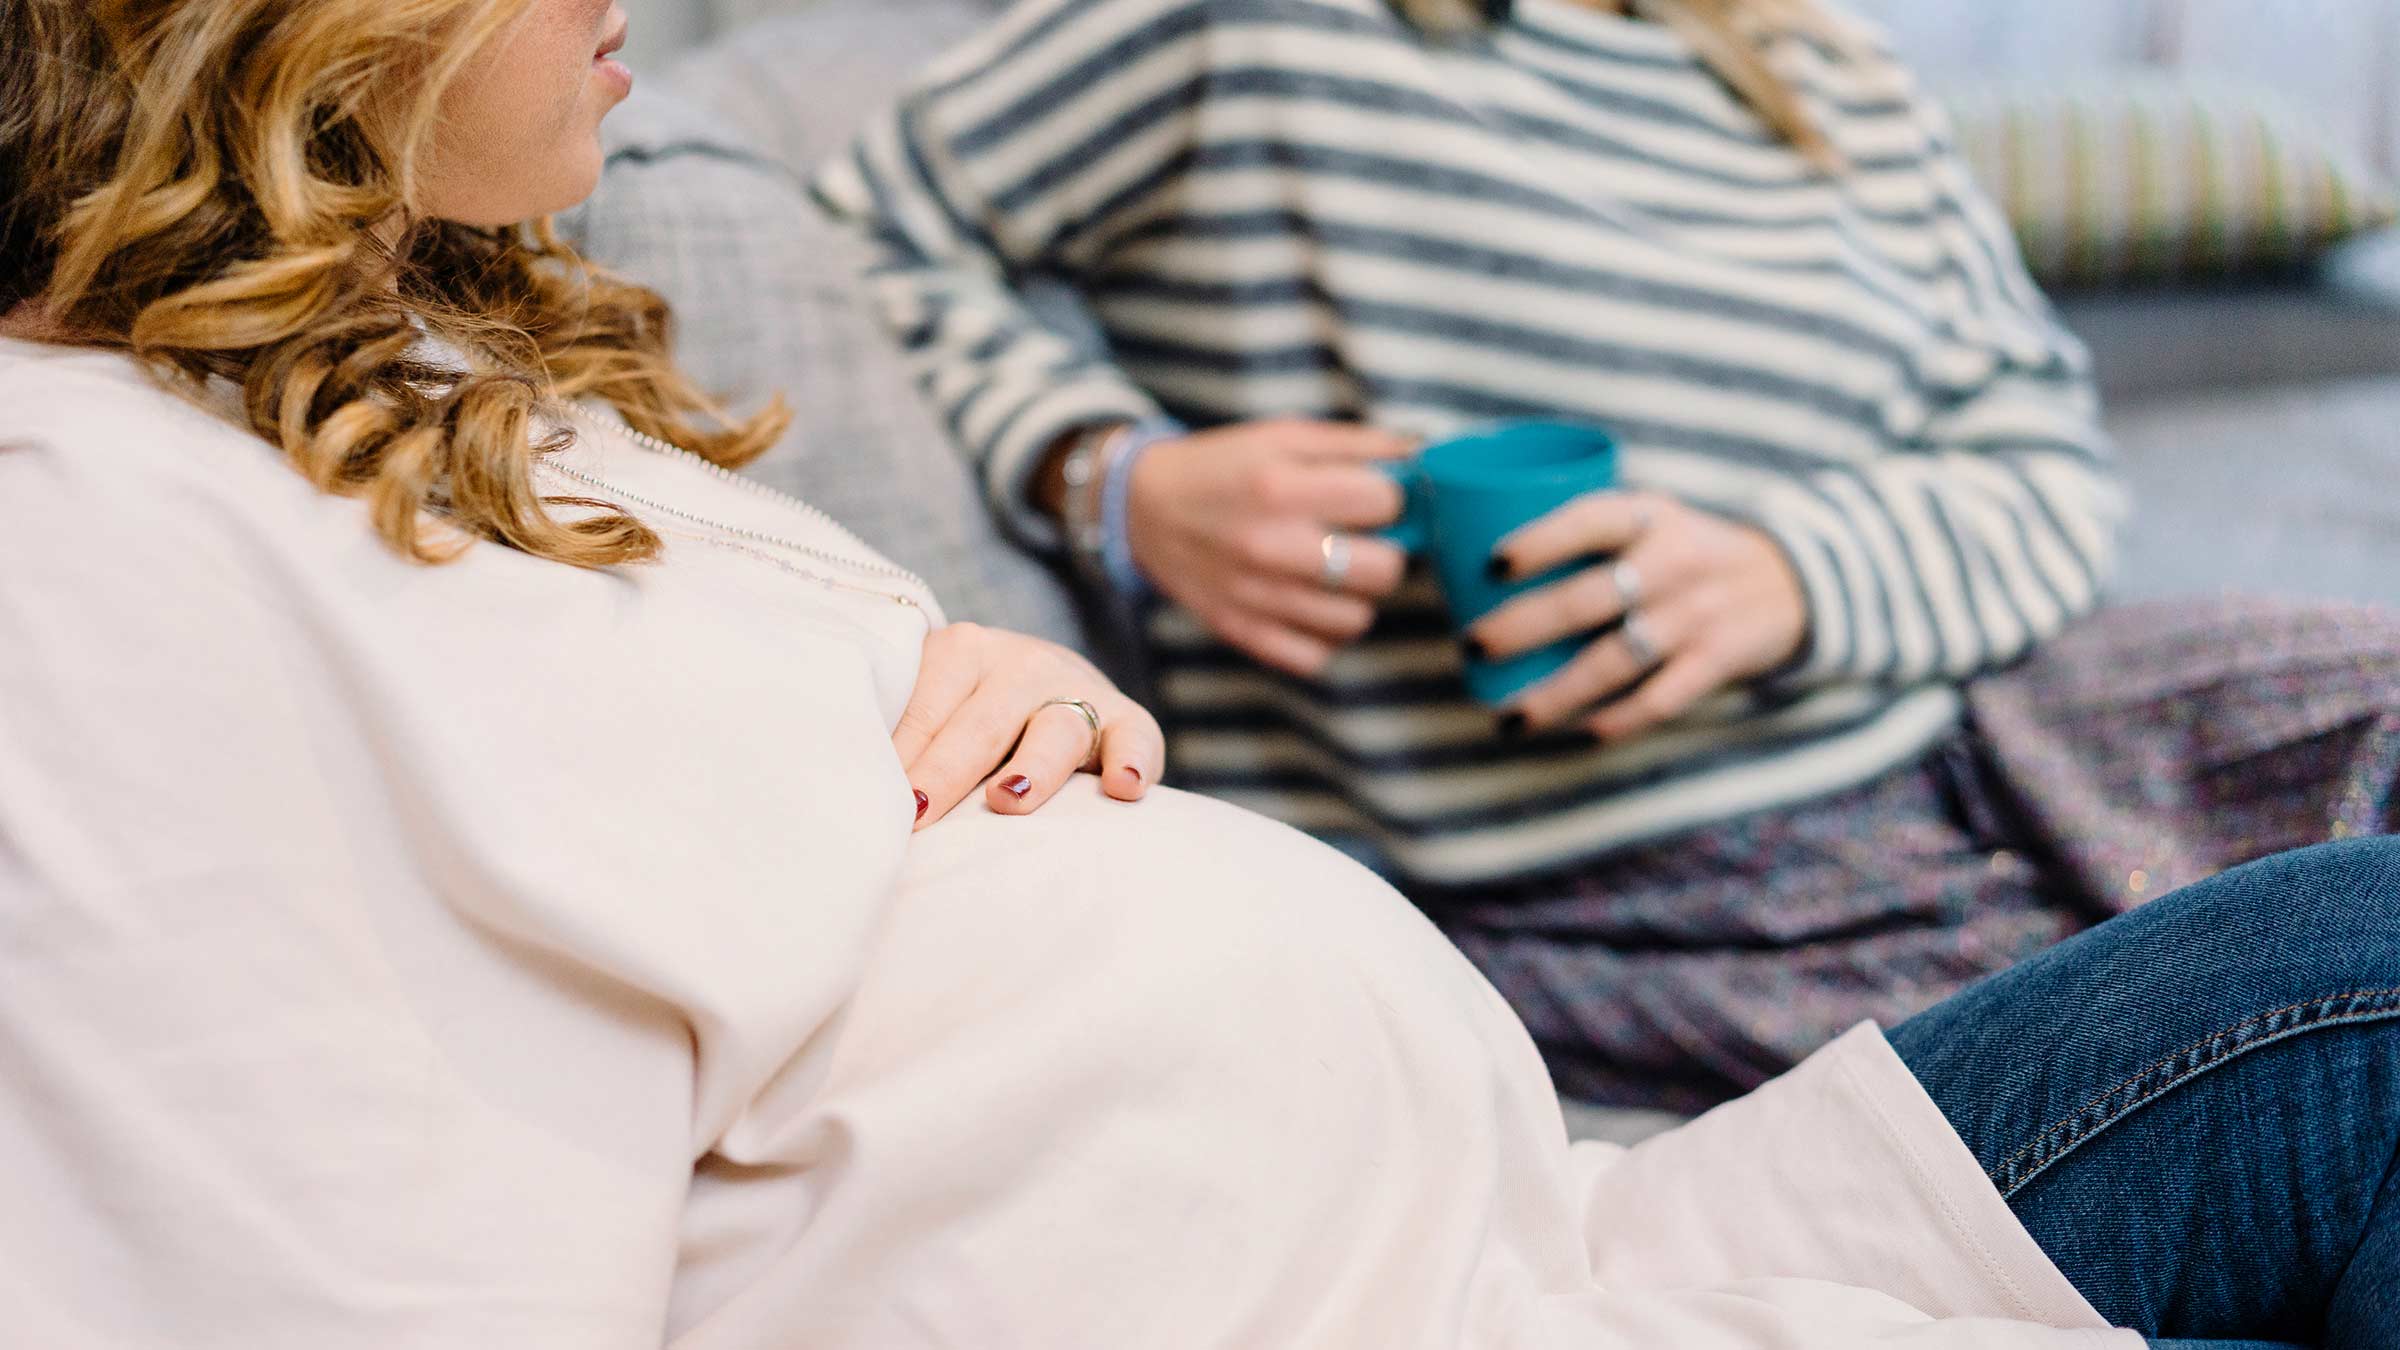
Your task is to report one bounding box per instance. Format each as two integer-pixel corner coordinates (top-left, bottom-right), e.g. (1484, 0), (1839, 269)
(550, 408), (933, 608)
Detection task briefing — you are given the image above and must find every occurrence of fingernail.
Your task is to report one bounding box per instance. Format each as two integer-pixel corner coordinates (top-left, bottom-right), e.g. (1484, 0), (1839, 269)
(1125, 767), (1143, 785)
(1486, 554), (1512, 582)
(1497, 711), (1529, 740)
(1462, 635), (1490, 663)
(913, 789), (929, 821)
(999, 775), (1034, 801)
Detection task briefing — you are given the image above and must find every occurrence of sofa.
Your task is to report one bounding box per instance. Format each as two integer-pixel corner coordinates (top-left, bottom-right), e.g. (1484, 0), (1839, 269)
(595, 1), (2400, 628)
(558, 3), (2400, 1141)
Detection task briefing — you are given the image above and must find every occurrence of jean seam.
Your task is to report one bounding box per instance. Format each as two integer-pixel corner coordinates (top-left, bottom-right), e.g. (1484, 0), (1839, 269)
(1991, 985), (2400, 1199)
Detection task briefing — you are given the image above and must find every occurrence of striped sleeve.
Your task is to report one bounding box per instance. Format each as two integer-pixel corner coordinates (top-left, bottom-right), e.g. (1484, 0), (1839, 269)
(1748, 73), (2127, 691)
(811, 0), (1208, 549)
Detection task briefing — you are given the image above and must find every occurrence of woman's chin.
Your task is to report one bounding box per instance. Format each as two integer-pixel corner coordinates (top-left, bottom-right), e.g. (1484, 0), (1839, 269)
(535, 133), (612, 220)
(548, 163), (608, 221)
(427, 153), (606, 229)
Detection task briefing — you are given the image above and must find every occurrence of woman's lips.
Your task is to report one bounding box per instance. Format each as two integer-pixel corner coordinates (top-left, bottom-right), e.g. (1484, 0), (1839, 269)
(594, 13), (634, 95)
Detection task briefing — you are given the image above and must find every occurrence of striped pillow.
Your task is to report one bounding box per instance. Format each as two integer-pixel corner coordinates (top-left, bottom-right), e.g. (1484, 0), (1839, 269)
(1945, 75), (2400, 288)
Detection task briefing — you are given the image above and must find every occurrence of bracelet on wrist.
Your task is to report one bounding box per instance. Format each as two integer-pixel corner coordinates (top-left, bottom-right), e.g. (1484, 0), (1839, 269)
(1099, 416), (1185, 604)
(1059, 427), (1115, 568)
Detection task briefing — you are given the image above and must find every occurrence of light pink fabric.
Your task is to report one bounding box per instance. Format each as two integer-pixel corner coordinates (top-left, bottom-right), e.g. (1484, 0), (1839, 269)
(0, 339), (2135, 1349)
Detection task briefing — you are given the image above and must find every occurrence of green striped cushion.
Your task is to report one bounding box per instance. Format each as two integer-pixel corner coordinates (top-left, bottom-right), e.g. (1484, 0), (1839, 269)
(1945, 75), (2400, 288)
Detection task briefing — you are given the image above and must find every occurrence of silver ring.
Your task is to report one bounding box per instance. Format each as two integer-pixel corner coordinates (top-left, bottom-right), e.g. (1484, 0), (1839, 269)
(1037, 697), (1105, 767)
(1319, 533), (1355, 593)
(1609, 559), (1644, 611)
(1620, 610), (1664, 670)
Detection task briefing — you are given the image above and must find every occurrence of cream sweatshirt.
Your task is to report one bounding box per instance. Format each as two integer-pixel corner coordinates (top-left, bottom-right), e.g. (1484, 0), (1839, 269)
(0, 337), (2133, 1349)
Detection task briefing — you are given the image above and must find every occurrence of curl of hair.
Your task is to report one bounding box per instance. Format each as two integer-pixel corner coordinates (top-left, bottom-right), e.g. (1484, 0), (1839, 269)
(0, 0), (789, 569)
(1392, 0), (1846, 168)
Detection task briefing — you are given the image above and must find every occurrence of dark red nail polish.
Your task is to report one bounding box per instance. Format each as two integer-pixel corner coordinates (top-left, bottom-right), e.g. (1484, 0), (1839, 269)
(913, 789), (929, 821)
(999, 775), (1034, 801)
(1463, 635), (1490, 663)
(1497, 711), (1529, 740)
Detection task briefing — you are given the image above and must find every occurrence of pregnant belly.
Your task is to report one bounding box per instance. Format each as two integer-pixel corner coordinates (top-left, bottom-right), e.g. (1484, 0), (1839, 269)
(667, 779), (1589, 1350)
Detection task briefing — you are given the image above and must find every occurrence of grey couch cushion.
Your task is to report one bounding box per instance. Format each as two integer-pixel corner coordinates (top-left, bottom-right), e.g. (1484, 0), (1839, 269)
(663, 1), (997, 177)
(2059, 282), (2400, 404)
(2104, 376), (2400, 608)
(555, 88), (1086, 649)
(2055, 230), (2400, 403)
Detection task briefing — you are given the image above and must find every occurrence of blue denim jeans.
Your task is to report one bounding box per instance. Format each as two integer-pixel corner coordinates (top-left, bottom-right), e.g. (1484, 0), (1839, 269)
(1889, 839), (2400, 1350)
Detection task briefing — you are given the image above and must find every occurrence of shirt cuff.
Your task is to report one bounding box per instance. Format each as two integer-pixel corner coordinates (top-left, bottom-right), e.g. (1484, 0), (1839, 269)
(982, 377), (1165, 553)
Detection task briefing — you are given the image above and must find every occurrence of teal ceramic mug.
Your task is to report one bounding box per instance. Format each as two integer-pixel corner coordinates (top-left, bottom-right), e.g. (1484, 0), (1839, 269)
(1379, 421), (1621, 706)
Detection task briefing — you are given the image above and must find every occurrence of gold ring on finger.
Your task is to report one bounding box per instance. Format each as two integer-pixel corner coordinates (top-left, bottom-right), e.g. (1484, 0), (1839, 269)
(1037, 696), (1105, 767)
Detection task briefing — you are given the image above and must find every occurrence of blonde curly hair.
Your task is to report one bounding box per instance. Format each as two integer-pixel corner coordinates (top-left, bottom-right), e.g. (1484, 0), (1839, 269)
(1396, 0), (1845, 166)
(0, 0), (788, 568)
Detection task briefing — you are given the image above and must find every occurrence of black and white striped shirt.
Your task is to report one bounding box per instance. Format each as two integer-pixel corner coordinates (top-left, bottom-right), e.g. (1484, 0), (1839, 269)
(817, 0), (2124, 885)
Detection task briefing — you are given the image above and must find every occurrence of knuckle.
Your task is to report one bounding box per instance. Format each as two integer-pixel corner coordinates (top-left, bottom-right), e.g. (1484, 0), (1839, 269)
(1242, 463), (1287, 510)
(1234, 527), (1285, 572)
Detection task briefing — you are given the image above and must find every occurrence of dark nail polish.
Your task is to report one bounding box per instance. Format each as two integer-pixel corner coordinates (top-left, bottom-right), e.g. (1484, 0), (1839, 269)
(1463, 635), (1490, 663)
(1497, 711), (1529, 740)
(1486, 555), (1512, 583)
(999, 775), (1034, 801)
(913, 789), (929, 821)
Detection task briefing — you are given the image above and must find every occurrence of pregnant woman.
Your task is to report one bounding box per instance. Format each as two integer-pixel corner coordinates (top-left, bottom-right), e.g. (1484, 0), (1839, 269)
(1, 2), (2395, 1347)
(818, 0), (2400, 1109)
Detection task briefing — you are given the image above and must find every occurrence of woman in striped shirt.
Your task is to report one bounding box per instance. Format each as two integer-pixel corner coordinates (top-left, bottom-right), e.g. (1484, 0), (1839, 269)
(818, 0), (2400, 1109)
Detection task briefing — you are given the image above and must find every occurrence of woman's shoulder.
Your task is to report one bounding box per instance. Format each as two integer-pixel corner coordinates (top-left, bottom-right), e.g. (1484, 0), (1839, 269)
(0, 339), (347, 597)
(0, 338), (279, 485)
(0, 338), (334, 500)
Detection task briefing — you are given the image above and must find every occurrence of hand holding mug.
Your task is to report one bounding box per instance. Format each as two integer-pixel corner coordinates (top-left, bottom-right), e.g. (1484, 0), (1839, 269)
(1126, 419), (1416, 677)
(1465, 492), (1807, 741)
